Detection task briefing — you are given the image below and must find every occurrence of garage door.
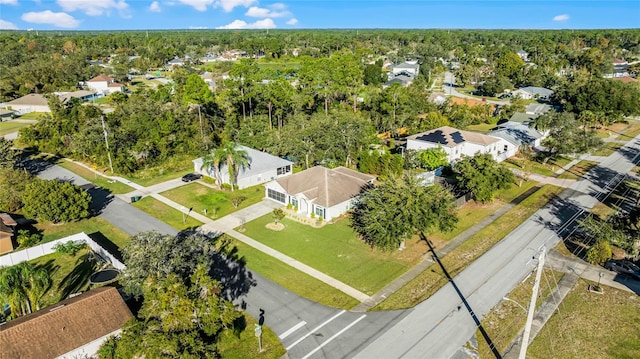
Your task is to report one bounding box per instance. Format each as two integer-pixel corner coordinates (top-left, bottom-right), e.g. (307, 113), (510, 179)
(267, 188), (286, 203)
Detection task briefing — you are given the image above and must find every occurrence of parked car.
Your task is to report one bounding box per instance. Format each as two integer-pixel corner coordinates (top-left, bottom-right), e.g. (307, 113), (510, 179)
(604, 260), (640, 280)
(181, 173), (202, 182)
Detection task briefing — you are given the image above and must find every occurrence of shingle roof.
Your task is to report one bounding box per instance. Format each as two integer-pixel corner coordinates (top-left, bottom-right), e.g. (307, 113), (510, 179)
(525, 103), (552, 115)
(5, 94), (48, 106)
(489, 123), (541, 147)
(276, 166), (375, 208)
(407, 126), (500, 147)
(518, 86), (553, 97)
(0, 287), (133, 359)
(87, 75), (114, 82)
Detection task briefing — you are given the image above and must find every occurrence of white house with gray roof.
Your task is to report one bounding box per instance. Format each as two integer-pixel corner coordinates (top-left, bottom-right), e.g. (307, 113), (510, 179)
(488, 122), (542, 151)
(192, 145), (293, 189)
(511, 86), (553, 101)
(264, 166), (375, 221)
(406, 126), (512, 163)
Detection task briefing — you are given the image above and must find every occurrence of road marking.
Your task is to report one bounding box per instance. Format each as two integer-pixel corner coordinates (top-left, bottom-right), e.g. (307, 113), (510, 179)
(300, 315), (367, 359)
(286, 310), (345, 350)
(279, 321), (306, 340)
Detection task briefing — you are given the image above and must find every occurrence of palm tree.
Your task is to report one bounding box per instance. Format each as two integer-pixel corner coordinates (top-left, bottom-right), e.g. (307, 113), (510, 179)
(0, 265), (29, 318)
(200, 147), (225, 190)
(219, 142), (251, 192)
(22, 265), (51, 312)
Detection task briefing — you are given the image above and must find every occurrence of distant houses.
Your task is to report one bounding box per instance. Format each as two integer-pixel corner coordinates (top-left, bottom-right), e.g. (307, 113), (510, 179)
(1, 94), (51, 114)
(85, 75), (125, 96)
(384, 60), (420, 88)
(510, 86), (553, 101)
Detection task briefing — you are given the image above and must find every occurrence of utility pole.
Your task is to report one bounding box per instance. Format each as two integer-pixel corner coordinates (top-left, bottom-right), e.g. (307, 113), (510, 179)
(519, 247), (545, 359)
(100, 116), (114, 173)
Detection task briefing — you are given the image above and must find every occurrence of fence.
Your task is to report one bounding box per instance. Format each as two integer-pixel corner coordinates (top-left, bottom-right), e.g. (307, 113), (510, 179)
(0, 232), (125, 270)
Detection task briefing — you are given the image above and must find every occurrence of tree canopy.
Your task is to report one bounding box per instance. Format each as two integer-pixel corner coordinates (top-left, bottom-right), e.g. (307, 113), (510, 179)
(21, 179), (91, 223)
(454, 154), (515, 203)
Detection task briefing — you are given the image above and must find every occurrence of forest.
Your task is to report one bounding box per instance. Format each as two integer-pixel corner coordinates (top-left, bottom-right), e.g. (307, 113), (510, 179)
(1, 29), (640, 175)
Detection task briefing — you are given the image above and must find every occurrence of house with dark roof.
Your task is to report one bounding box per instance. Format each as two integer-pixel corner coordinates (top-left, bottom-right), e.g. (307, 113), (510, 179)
(193, 145), (294, 190)
(0, 286), (133, 359)
(489, 122), (542, 150)
(406, 126), (513, 163)
(525, 103), (552, 116)
(264, 166), (375, 221)
(0, 213), (17, 254)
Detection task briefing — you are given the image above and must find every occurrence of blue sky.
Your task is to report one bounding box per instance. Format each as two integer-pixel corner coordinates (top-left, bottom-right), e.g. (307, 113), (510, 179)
(0, 1), (638, 31)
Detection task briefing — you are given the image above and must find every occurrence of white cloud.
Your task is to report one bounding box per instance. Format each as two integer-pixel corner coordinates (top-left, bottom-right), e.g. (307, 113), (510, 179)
(245, 6), (289, 18)
(270, 2), (286, 10)
(218, 0), (256, 12)
(217, 18), (275, 29)
(286, 18), (297, 25)
(57, 0), (129, 16)
(21, 10), (80, 28)
(0, 0), (18, 5)
(178, 0), (214, 12)
(149, 1), (161, 12)
(0, 19), (18, 29)
(553, 14), (569, 22)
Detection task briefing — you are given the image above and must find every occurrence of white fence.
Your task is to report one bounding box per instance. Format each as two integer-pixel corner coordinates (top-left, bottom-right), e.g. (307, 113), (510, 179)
(0, 232), (125, 270)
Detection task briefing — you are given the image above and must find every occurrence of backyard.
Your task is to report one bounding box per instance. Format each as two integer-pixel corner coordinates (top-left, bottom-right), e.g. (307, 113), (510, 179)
(161, 182), (265, 219)
(239, 216), (424, 295)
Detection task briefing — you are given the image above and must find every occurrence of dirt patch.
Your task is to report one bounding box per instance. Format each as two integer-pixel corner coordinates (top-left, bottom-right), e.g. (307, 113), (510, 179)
(265, 222), (285, 231)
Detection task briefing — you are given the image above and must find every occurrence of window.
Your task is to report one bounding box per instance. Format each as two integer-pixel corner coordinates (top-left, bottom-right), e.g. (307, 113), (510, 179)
(277, 165), (291, 176)
(503, 145), (508, 152)
(267, 188), (286, 203)
(290, 197), (298, 207)
(315, 206), (324, 218)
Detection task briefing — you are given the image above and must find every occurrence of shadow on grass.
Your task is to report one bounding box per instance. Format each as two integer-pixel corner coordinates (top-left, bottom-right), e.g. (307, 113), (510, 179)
(57, 252), (97, 299)
(88, 231), (123, 263)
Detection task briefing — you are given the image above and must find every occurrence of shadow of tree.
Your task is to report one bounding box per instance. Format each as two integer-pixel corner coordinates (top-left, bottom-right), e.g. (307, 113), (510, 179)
(86, 187), (114, 216)
(57, 252), (97, 299)
(34, 259), (59, 294)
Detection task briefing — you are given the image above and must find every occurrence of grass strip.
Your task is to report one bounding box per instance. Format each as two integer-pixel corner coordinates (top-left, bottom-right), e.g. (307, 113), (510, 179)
(132, 196), (203, 230)
(557, 160), (599, 179)
(476, 269), (564, 358)
(0, 121), (32, 136)
(592, 142), (625, 157)
(227, 236), (359, 309)
(36, 216), (130, 248)
(161, 183), (264, 219)
(373, 184), (564, 311)
(528, 281), (640, 358)
(218, 314), (286, 359)
(58, 160), (134, 194)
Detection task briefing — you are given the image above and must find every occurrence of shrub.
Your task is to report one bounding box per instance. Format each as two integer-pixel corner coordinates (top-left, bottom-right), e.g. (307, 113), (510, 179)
(286, 203), (293, 209)
(272, 208), (285, 224)
(221, 183), (232, 191)
(55, 240), (86, 256)
(22, 179), (91, 223)
(586, 240), (611, 265)
(17, 229), (42, 248)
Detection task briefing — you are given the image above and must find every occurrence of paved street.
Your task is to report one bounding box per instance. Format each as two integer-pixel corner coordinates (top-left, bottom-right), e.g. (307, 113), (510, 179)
(355, 135), (640, 358)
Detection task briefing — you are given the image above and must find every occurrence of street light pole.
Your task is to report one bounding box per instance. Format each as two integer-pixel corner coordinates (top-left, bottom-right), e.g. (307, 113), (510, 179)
(100, 115), (114, 173)
(519, 247), (545, 359)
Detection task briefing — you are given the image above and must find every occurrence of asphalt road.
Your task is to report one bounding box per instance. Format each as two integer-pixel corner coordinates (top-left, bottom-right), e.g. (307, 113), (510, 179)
(355, 136), (640, 358)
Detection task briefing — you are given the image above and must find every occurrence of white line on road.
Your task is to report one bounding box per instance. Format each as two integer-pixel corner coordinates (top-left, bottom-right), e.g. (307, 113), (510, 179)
(300, 315), (367, 359)
(286, 310), (346, 350)
(279, 321), (307, 340)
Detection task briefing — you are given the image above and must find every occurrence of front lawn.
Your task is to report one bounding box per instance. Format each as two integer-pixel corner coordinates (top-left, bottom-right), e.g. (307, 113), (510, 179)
(228, 236), (359, 309)
(618, 121), (640, 141)
(557, 160), (599, 179)
(240, 216), (423, 295)
(218, 314), (286, 359)
(504, 156), (573, 177)
(58, 160), (134, 194)
(161, 183), (264, 219)
(16, 112), (47, 120)
(592, 142), (625, 157)
(132, 196), (203, 230)
(35, 216), (130, 248)
(374, 185), (564, 310)
(528, 281), (640, 358)
(0, 121), (32, 136)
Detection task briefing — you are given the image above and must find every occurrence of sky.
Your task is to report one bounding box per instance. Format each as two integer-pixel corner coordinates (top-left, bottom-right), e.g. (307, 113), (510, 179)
(0, 1), (638, 31)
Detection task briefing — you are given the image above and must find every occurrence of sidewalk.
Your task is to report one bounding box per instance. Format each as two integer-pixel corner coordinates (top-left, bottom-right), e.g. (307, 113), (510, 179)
(62, 160), (370, 303)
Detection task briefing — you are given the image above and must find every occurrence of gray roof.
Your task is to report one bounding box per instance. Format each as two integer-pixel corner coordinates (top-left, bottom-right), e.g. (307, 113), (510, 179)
(276, 166), (375, 208)
(407, 126), (500, 147)
(519, 86), (553, 97)
(525, 103), (552, 115)
(509, 112), (539, 125)
(57, 90), (97, 103)
(0, 109), (15, 116)
(489, 122), (541, 147)
(5, 94), (48, 106)
(393, 62), (419, 70)
(193, 145), (293, 180)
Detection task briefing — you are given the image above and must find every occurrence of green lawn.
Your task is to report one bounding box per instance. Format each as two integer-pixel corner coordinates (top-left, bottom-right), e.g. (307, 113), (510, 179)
(58, 160), (134, 194)
(476, 269), (564, 358)
(504, 156), (573, 177)
(528, 281), (640, 358)
(29, 248), (98, 308)
(592, 142), (625, 157)
(557, 160), (599, 180)
(35, 216), (130, 248)
(161, 183), (265, 219)
(617, 121), (640, 141)
(240, 216), (420, 295)
(17, 112), (47, 120)
(0, 121), (32, 136)
(428, 180), (538, 245)
(374, 185), (564, 310)
(228, 236), (359, 309)
(132, 196), (203, 230)
(465, 123), (496, 133)
(218, 314), (286, 359)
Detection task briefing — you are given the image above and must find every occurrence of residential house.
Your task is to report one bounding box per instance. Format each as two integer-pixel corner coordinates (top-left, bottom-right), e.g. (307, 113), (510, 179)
(0, 213), (16, 254)
(86, 75), (124, 96)
(385, 60), (420, 88)
(0, 286), (133, 359)
(605, 59), (631, 78)
(192, 145), (293, 189)
(516, 50), (529, 62)
(167, 57), (185, 70)
(56, 90), (99, 104)
(265, 166), (375, 221)
(1, 94), (50, 114)
(488, 122), (543, 150)
(510, 86), (553, 101)
(525, 103), (552, 116)
(406, 126), (513, 163)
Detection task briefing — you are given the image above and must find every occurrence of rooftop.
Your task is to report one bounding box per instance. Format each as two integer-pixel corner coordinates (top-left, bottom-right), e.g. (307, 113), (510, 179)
(4, 93), (48, 107)
(88, 75), (114, 82)
(407, 126), (500, 147)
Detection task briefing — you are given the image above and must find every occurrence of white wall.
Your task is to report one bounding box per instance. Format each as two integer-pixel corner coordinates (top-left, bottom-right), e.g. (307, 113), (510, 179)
(325, 198), (354, 222)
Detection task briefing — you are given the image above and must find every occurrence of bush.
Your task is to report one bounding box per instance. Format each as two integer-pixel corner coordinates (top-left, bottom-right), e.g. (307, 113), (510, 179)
(221, 183), (232, 191)
(586, 240), (611, 265)
(17, 229), (42, 248)
(22, 179), (91, 223)
(55, 241), (86, 256)
(201, 176), (216, 185)
(286, 203), (293, 209)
